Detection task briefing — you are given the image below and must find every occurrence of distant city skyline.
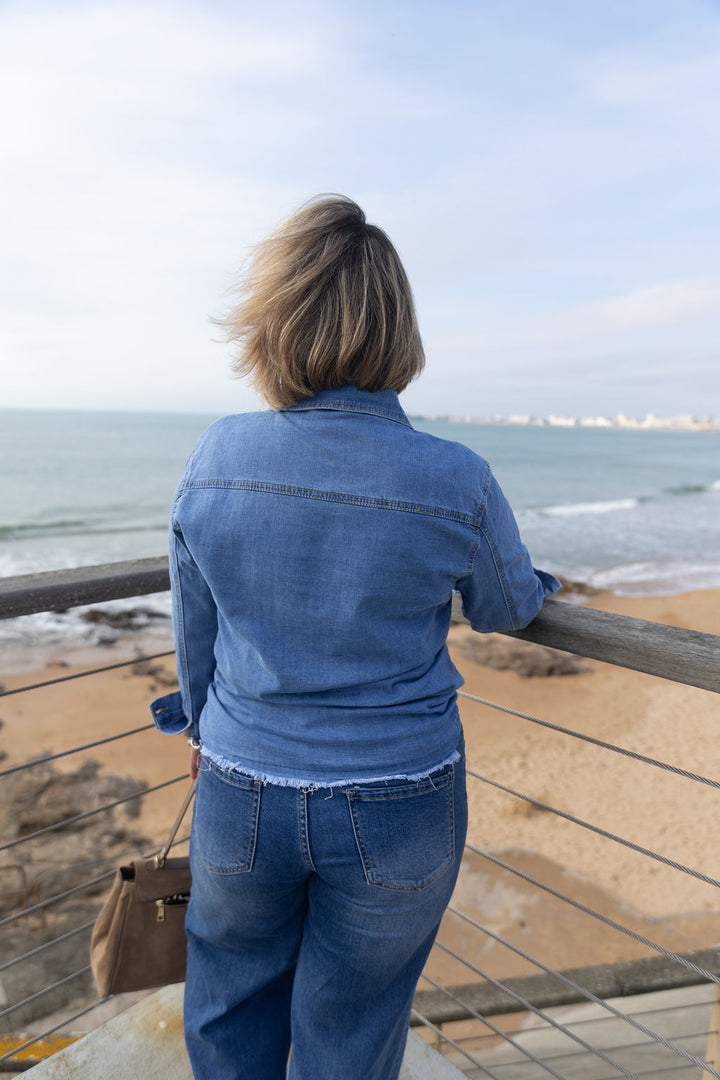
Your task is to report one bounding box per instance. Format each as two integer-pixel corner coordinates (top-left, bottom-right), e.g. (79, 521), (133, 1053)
(2, 0), (719, 419)
(412, 410), (720, 432)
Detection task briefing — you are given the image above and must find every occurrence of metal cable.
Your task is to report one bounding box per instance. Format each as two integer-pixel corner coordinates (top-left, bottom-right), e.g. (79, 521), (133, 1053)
(430, 943), (639, 1080)
(0, 966), (92, 1022)
(446, 902), (720, 1077)
(410, 1007), (503, 1080)
(444, 1037), (712, 1077)
(468, 769), (720, 890)
(0, 725), (155, 779)
(0, 832), (190, 928)
(0, 996), (113, 1065)
(531, 1029), (714, 1072)
(425, 995), (713, 1058)
(453, 1037), (705, 1080)
(21, 848), (145, 882)
(0, 871), (113, 929)
(0, 651), (175, 698)
(0, 774), (185, 851)
(471, 847), (720, 986)
(458, 691), (720, 791)
(0, 921), (94, 974)
(446, 991), (713, 1046)
(14, 829), (190, 885)
(419, 972), (582, 1080)
(448, 991), (714, 1068)
(595, 1064), (701, 1080)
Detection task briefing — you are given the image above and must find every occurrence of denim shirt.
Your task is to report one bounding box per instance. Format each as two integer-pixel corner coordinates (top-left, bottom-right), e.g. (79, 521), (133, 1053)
(151, 386), (560, 786)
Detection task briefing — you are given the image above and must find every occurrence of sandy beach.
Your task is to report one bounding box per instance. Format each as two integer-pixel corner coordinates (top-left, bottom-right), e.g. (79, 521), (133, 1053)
(432, 586), (720, 985)
(1, 587), (718, 990)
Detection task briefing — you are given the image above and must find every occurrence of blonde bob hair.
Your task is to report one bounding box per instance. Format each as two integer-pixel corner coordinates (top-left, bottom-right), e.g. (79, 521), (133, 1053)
(222, 195), (425, 409)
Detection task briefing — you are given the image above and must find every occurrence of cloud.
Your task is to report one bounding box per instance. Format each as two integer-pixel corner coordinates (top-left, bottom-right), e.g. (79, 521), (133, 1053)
(1, 0), (720, 416)
(0, 3), (349, 409)
(419, 277), (720, 391)
(514, 277), (720, 348)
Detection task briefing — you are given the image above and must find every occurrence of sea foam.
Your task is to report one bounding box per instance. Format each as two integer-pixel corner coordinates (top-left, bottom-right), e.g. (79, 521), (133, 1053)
(541, 498), (639, 517)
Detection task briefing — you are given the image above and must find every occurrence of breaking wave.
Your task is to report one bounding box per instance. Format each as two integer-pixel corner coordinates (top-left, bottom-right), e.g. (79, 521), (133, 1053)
(541, 498), (639, 517)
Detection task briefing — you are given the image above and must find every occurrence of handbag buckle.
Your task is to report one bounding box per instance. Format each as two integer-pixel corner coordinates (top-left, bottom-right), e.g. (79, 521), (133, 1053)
(155, 899), (166, 922)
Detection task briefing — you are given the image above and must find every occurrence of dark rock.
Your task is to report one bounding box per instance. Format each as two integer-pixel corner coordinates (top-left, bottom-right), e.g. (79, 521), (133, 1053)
(453, 633), (589, 678)
(82, 607), (169, 630)
(0, 760), (153, 1032)
(0, 916), (97, 1035)
(554, 575), (601, 598)
(131, 659), (178, 690)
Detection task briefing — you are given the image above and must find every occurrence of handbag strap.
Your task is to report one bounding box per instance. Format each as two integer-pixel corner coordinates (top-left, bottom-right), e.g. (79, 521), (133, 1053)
(155, 779), (197, 868)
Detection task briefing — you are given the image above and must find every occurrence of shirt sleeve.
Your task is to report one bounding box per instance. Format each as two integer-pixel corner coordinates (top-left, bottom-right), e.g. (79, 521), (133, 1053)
(456, 470), (561, 632)
(150, 522), (218, 741)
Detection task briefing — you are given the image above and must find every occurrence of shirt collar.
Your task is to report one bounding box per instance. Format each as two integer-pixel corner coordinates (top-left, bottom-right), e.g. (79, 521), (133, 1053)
(286, 386), (412, 427)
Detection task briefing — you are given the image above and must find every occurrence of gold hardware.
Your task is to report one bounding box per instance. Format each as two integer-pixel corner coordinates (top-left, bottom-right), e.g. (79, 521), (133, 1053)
(155, 899), (165, 922)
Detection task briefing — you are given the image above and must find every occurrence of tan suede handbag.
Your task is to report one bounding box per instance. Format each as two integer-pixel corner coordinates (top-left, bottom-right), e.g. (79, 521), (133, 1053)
(90, 780), (195, 997)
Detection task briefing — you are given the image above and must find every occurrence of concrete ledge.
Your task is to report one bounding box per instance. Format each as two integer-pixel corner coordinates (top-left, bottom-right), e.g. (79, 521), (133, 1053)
(23, 986), (189, 1078)
(400, 1030), (467, 1078)
(23, 985), (464, 1078)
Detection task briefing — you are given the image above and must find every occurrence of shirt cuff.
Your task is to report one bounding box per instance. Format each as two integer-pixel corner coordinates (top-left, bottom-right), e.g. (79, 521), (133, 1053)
(534, 568), (563, 596)
(150, 690), (192, 736)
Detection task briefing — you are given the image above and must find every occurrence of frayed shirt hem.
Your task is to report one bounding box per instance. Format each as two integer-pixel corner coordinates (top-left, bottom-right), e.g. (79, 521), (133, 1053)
(199, 747), (461, 789)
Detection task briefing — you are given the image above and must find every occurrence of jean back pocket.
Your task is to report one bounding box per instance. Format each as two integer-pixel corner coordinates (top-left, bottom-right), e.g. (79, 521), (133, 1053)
(194, 761), (262, 875)
(346, 769), (455, 891)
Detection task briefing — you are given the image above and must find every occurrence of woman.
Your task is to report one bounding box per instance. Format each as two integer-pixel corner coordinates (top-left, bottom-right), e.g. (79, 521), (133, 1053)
(151, 195), (559, 1080)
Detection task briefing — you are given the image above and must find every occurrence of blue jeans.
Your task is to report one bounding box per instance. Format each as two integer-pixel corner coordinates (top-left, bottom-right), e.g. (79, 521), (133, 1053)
(184, 743), (467, 1080)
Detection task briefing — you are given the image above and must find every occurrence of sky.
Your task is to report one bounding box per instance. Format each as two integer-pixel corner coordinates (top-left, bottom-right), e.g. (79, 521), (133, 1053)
(1, 0), (719, 420)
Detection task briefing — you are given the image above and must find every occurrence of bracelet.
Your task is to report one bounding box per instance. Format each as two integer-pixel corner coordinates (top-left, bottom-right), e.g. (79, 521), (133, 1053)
(188, 738), (201, 750)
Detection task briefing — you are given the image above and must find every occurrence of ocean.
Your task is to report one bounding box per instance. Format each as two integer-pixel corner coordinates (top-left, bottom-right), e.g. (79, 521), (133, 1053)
(1, 407), (718, 652)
